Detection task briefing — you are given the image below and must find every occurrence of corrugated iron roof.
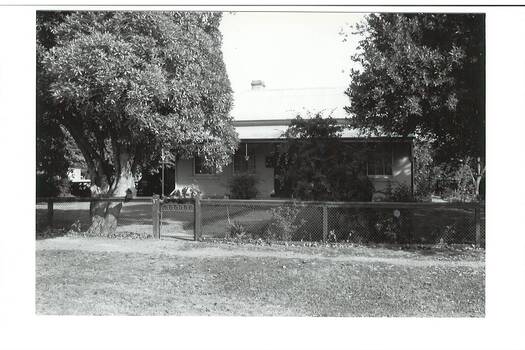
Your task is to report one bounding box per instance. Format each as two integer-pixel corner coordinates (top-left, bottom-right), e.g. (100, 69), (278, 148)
(234, 119), (363, 140)
(231, 86), (349, 120)
(229, 86), (413, 140)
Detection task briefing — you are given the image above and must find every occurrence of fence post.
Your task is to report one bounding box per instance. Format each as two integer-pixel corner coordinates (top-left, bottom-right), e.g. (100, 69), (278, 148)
(475, 204), (481, 247)
(194, 196), (202, 241)
(152, 195), (160, 239)
(322, 205), (328, 241)
(47, 199), (54, 228)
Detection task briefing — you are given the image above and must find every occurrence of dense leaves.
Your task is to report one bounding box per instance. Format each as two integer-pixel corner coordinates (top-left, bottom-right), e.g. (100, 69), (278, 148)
(37, 11), (79, 196)
(275, 114), (373, 201)
(37, 11), (238, 197)
(346, 14), (485, 163)
(229, 174), (259, 199)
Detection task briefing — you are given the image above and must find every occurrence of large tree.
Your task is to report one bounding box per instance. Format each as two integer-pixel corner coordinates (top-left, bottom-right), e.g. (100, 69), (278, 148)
(37, 11), (238, 234)
(346, 14), (485, 164)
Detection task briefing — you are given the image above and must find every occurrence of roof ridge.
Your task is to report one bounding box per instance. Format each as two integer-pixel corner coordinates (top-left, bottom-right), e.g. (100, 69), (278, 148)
(235, 86), (347, 93)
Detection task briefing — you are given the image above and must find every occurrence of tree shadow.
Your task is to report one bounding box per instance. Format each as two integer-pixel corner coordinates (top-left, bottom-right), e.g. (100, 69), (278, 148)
(36, 202), (155, 239)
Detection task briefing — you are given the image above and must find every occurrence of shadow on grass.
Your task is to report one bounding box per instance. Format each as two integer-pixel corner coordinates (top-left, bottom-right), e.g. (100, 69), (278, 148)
(36, 202), (156, 239)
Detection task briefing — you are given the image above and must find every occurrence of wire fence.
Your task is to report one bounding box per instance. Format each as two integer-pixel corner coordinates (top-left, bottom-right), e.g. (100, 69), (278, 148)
(36, 197), (485, 246)
(36, 197), (153, 238)
(200, 199), (485, 246)
(159, 200), (195, 240)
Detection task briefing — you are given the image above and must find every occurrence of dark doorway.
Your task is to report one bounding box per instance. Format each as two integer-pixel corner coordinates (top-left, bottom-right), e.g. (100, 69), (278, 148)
(137, 167), (176, 196)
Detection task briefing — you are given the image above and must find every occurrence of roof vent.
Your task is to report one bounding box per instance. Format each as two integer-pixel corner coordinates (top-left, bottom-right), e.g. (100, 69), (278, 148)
(251, 80), (265, 90)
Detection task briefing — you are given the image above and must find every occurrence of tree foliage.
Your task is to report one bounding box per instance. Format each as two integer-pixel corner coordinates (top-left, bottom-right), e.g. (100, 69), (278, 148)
(37, 11), (82, 196)
(275, 114), (373, 201)
(38, 11), (237, 193)
(346, 14), (485, 163)
(37, 11), (237, 233)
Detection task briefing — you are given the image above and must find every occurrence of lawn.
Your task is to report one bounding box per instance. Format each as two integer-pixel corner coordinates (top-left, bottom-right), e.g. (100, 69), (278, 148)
(36, 237), (484, 316)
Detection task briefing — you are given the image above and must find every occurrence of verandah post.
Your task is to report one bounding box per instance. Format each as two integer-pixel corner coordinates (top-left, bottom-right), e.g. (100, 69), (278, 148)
(152, 195), (160, 239)
(194, 196), (202, 241)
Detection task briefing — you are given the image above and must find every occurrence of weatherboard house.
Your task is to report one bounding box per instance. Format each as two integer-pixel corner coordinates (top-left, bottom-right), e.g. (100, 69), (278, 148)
(172, 81), (414, 200)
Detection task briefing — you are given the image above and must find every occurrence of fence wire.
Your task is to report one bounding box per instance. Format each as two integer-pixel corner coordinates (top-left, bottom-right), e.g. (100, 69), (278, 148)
(327, 206), (482, 245)
(160, 203), (195, 240)
(36, 198), (485, 246)
(201, 202), (324, 241)
(36, 199), (153, 237)
(201, 201), (485, 245)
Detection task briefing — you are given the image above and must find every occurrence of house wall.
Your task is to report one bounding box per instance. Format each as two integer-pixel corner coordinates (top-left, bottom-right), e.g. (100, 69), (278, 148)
(175, 143), (275, 198)
(175, 141), (412, 199)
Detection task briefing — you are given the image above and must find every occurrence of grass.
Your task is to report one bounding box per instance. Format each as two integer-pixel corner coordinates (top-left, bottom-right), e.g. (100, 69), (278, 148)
(36, 237), (484, 316)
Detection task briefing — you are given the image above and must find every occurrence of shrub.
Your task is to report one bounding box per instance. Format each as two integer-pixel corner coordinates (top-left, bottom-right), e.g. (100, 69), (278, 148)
(389, 183), (414, 202)
(265, 203), (304, 241)
(181, 185), (201, 199)
(168, 185), (201, 200)
(70, 182), (91, 197)
(36, 174), (71, 197)
(338, 175), (374, 201)
(413, 138), (436, 200)
(229, 221), (247, 239)
(274, 114), (375, 201)
(229, 174), (258, 199)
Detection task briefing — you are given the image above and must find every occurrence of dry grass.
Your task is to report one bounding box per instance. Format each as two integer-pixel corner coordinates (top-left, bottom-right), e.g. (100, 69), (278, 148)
(36, 238), (484, 316)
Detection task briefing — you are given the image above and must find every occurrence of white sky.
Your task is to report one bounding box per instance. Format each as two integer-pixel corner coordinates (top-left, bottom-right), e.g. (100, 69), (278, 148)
(220, 12), (366, 93)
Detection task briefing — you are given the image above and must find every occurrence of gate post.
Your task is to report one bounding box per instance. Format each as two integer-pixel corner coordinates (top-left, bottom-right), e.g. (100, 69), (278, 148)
(322, 205), (328, 241)
(47, 199), (54, 228)
(194, 196), (202, 241)
(152, 195), (160, 239)
(475, 204), (481, 247)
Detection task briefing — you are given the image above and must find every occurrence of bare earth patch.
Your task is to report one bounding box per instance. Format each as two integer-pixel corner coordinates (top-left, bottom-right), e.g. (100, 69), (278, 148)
(36, 237), (484, 316)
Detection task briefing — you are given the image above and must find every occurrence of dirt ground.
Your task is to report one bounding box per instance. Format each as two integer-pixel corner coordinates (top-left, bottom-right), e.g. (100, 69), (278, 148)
(36, 237), (485, 316)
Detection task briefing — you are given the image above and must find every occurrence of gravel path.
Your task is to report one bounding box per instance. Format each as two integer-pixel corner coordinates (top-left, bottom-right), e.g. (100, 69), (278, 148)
(36, 237), (484, 269)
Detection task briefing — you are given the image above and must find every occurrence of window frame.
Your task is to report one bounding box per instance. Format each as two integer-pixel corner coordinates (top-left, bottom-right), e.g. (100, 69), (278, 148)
(232, 150), (256, 175)
(366, 145), (394, 177)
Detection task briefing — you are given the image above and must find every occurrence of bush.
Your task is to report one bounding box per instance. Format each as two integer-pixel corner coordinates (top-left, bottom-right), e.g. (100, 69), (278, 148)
(228, 221), (247, 239)
(169, 185), (201, 199)
(413, 138), (436, 200)
(389, 183), (414, 202)
(437, 158), (481, 203)
(274, 114), (375, 201)
(36, 174), (71, 197)
(265, 203), (304, 241)
(70, 182), (91, 197)
(229, 174), (258, 199)
(338, 175), (374, 201)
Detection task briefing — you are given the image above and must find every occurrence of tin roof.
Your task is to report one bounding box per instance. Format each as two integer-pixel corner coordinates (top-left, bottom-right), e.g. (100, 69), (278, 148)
(234, 119), (363, 140)
(230, 86), (349, 120)
(229, 86), (412, 141)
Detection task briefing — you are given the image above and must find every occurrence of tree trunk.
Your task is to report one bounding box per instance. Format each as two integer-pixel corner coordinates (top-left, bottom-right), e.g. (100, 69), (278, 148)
(87, 152), (136, 236)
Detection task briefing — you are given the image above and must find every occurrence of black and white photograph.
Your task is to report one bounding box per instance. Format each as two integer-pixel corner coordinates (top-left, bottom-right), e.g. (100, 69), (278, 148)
(34, 9), (486, 317)
(1, 3), (525, 350)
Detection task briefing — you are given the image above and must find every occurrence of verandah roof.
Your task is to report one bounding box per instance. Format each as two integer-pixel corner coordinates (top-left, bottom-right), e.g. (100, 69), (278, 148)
(234, 121), (362, 140)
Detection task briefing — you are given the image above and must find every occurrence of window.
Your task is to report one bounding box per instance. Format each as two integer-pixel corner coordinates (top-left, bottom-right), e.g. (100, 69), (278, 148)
(367, 145), (393, 176)
(233, 150), (256, 174)
(194, 156), (218, 175)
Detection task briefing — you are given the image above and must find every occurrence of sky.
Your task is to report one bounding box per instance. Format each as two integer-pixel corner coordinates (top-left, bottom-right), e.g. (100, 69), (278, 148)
(219, 12), (367, 94)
